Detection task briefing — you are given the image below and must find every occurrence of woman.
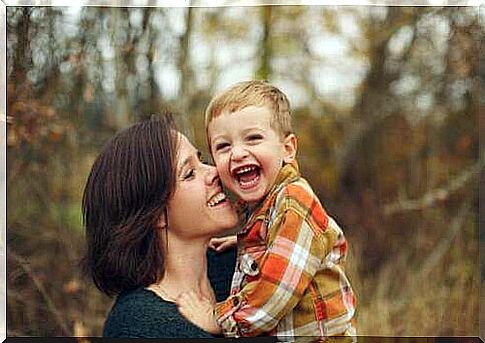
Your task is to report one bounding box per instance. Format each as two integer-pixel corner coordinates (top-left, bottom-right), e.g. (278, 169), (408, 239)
(82, 114), (238, 338)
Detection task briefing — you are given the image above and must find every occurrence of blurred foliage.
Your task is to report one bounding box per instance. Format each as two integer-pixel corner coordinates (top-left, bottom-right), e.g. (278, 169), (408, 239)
(6, 5), (481, 337)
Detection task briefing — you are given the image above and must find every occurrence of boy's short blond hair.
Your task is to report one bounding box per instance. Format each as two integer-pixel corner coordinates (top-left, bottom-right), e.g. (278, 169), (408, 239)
(205, 80), (293, 140)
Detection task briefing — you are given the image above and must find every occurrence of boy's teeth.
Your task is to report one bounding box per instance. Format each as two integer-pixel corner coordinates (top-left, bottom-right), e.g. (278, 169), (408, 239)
(208, 192), (227, 207)
(236, 166), (255, 174)
(239, 175), (260, 188)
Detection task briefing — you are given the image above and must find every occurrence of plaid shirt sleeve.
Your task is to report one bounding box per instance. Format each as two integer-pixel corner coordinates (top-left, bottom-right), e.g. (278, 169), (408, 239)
(214, 186), (339, 337)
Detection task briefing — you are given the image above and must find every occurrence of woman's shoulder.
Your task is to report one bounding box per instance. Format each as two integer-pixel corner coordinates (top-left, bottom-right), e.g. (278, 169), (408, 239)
(207, 245), (237, 271)
(109, 287), (170, 312)
(207, 246), (237, 302)
(103, 288), (212, 338)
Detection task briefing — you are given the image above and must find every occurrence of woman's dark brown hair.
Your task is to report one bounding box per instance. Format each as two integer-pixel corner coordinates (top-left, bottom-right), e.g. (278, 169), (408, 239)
(82, 114), (178, 296)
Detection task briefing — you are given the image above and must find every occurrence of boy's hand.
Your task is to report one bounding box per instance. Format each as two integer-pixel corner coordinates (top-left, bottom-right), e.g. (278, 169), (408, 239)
(176, 291), (221, 335)
(208, 235), (237, 252)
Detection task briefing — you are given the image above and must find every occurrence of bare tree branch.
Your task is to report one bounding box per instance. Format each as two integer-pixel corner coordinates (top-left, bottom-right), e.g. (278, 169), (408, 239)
(9, 250), (71, 335)
(383, 160), (482, 216)
(417, 201), (471, 279)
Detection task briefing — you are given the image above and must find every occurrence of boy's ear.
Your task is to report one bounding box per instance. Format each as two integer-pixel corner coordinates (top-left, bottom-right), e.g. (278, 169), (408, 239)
(283, 134), (297, 164)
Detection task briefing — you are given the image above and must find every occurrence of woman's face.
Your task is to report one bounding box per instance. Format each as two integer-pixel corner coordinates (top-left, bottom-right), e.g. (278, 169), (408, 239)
(166, 133), (238, 240)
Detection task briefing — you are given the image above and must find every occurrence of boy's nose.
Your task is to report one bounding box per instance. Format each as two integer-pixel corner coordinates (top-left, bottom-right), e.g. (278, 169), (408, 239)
(230, 145), (249, 161)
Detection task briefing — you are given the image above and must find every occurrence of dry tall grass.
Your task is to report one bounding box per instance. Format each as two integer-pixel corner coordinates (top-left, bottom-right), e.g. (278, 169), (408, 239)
(348, 205), (479, 336)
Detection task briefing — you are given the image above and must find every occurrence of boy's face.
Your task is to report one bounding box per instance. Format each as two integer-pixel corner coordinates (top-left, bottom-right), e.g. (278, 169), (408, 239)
(208, 105), (296, 204)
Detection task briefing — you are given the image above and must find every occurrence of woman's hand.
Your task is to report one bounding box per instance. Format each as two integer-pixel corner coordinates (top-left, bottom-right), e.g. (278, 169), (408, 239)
(176, 291), (221, 335)
(208, 235), (237, 252)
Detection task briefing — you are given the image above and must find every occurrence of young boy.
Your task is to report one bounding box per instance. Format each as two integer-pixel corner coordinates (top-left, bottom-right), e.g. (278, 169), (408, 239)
(177, 80), (357, 339)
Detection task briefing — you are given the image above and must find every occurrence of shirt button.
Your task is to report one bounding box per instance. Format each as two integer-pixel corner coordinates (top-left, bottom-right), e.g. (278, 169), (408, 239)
(233, 297), (239, 306)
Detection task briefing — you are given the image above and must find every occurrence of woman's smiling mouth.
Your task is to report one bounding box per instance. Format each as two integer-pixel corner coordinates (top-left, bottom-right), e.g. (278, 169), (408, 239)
(207, 191), (228, 207)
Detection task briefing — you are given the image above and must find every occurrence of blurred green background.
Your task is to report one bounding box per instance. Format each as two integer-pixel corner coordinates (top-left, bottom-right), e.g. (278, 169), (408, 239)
(6, 5), (481, 337)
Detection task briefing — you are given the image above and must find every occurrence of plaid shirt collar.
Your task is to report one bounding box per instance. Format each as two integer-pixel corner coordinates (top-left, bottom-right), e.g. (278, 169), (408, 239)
(236, 160), (300, 234)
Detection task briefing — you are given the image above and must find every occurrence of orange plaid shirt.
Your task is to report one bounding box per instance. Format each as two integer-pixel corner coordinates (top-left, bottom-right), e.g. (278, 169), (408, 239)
(214, 162), (357, 339)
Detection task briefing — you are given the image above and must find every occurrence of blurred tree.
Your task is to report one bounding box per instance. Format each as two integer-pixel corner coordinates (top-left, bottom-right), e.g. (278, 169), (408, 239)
(256, 6), (272, 80)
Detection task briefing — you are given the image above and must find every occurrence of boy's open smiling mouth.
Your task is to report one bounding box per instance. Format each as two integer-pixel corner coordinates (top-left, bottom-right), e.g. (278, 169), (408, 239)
(232, 165), (261, 190)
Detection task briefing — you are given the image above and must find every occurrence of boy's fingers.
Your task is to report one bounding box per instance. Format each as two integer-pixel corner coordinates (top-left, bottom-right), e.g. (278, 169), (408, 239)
(209, 237), (224, 250)
(216, 236), (236, 252)
(182, 290), (202, 304)
(176, 292), (193, 306)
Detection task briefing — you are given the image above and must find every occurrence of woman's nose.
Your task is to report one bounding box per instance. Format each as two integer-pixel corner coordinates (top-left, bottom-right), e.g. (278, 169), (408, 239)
(204, 164), (219, 185)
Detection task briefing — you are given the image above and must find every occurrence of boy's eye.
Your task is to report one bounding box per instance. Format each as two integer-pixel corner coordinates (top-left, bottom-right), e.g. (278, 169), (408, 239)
(214, 142), (230, 151)
(247, 134), (263, 141)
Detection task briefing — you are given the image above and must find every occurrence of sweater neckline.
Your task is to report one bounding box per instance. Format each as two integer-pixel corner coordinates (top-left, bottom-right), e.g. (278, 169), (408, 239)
(143, 287), (176, 304)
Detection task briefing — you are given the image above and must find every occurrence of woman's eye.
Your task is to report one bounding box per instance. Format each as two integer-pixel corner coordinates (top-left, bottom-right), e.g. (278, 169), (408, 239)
(183, 169), (195, 180)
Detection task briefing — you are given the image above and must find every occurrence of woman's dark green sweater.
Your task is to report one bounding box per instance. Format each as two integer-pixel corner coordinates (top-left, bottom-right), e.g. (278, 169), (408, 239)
(103, 247), (236, 338)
